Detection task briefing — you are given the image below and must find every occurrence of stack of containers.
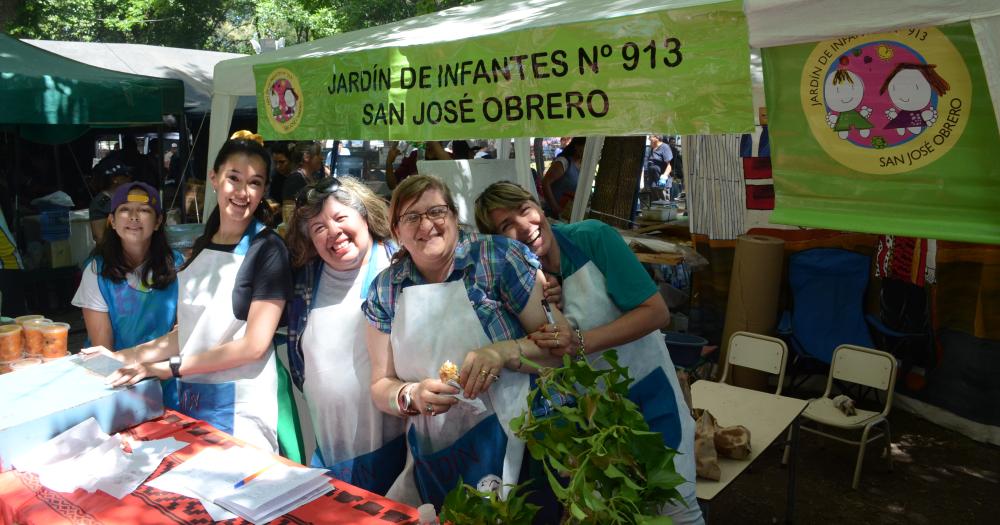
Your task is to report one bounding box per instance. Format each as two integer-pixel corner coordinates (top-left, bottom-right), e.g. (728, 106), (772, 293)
(0, 315), (70, 374)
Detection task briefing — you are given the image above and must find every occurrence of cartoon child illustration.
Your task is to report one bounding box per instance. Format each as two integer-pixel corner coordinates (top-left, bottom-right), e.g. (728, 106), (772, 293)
(825, 56), (873, 140)
(269, 84), (282, 119)
(881, 63), (950, 136)
(268, 79), (299, 123)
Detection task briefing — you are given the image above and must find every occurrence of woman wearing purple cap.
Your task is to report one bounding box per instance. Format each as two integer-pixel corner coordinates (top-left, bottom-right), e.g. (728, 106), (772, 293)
(72, 182), (184, 408)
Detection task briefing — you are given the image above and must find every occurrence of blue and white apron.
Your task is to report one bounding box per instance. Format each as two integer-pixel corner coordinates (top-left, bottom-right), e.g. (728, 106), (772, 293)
(95, 253), (181, 410)
(557, 232), (702, 524)
(386, 279), (530, 509)
(302, 243), (405, 494)
(176, 220), (290, 453)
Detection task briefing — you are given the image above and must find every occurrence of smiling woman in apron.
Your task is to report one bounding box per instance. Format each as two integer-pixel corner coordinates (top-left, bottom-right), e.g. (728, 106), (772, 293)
(475, 181), (703, 525)
(73, 182), (183, 409)
(284, 176), (405, 494)
(363, 175), (568, 510)
(92, 134), (302, 460)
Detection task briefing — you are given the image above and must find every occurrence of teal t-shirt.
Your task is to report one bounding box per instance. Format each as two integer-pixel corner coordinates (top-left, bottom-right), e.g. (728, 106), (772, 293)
(553, 220), (657, 313)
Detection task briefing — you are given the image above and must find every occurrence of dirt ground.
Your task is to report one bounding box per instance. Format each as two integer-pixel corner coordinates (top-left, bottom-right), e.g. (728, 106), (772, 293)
(705, 387), (999, 524)
(55, 310), (998, 524)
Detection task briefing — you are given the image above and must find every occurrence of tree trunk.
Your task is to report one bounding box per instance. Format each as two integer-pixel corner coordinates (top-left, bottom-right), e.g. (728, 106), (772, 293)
(588, 136), (644, 229)
(533, 137), (545, 179)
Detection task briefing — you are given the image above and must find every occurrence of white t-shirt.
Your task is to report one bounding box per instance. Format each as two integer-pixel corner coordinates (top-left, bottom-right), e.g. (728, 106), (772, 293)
(71, 259), (150, 313)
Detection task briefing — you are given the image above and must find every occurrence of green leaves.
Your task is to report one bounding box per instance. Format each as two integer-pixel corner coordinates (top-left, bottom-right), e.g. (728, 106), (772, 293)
(512, 350), (684, 524)
(440, 479), (540, 525)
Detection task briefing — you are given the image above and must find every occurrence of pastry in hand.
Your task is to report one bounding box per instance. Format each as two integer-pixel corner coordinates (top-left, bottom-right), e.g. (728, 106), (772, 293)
(439, 360), (459, 383)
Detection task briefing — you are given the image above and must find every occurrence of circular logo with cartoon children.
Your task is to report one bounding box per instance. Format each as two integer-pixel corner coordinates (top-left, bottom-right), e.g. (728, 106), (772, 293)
(800, 27), (971, 174)
(263, 68), (303, 134)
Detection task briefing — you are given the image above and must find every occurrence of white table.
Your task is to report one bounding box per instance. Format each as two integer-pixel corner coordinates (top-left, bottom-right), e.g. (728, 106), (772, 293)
(691, 380), (808, 522)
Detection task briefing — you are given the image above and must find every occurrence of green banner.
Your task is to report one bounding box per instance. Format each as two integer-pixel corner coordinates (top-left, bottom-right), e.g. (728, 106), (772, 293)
(763, 23), (1000, 244)
(254, 0), (752, 140)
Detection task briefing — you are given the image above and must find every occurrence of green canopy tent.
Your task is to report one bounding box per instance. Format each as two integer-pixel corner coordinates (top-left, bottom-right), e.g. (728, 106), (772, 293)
(0, 32), (185, 144)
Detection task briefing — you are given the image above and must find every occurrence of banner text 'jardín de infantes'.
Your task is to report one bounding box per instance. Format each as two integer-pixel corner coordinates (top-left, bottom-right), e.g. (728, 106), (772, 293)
(254, 0), (753, 140)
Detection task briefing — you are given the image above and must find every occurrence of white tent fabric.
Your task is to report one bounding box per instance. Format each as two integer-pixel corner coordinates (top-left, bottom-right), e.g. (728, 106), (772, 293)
(25, 39), (256, 115)
(207, 0), (1000, 214)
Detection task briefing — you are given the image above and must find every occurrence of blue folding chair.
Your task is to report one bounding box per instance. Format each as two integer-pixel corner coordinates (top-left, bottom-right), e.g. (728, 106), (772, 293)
(778, 248), (874, 392)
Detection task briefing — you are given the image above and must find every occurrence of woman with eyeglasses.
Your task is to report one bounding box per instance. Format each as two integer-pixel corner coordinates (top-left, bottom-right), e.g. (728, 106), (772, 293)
(363, 175), (570, 508)
(73, 182), (183, 409)
(87, 133), (303, 460)
(474, 181), (702, 524)
(284, 176), (405, 494)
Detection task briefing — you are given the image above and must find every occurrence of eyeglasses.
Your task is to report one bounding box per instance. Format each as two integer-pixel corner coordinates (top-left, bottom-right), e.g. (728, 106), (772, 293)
(295, 176), (341, 207)
(397, 205), (451, 228)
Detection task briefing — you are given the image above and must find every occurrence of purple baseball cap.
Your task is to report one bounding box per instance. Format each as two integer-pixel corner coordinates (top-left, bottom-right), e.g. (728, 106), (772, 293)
(110, 182), (162, 215)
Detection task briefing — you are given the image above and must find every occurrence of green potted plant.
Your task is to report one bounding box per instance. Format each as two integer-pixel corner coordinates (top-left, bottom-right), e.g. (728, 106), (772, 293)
(439, 479), (540, 525)
(442, 351), (684, 524)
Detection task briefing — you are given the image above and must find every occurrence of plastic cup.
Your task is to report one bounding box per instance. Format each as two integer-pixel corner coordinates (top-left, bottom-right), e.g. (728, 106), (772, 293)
(40, 322), (70, 358)
(14, 314), (44, 326)
(0, 324), (23, 361)
(22, 319), (52, 357)
(9, 357), (42, 371)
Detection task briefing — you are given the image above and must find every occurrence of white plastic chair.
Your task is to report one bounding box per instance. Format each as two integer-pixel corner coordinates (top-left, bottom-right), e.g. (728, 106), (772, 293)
(719, 331), (788, 395)
(782, 344), (897, 489)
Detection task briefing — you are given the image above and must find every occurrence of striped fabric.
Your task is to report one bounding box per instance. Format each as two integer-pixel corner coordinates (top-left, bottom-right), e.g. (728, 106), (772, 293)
(685, 134), (746, 240)
(0, 213), (24, 270)
(364, 229), (540, 343)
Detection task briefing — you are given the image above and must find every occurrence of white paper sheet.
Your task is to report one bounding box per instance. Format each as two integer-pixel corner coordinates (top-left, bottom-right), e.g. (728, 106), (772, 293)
(146, 446), (272, 521)
(11, 417), (109, 472)
(95, 437), (189, 499)
(147, 446), (331, 524)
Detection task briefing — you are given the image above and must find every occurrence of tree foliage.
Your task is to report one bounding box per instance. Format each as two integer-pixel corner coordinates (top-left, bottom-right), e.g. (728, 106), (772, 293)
(8, 0), (232, 50)
(9, 0), (478, 52)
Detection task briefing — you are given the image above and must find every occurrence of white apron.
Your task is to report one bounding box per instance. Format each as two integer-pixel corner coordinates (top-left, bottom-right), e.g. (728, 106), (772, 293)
(386, 279), (530, 508)
(302, 244), (405, 494)
(563, 260), (703, 524)
(176, 221), (280, 453)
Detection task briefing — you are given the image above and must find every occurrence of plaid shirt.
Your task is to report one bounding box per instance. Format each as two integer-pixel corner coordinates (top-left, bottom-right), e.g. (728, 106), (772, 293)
(285, 242), (396, 390)
(363, 230), (539, 344)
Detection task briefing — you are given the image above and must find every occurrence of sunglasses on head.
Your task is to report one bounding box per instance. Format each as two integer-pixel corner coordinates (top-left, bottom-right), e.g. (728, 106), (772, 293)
(295, 176), (341, 207)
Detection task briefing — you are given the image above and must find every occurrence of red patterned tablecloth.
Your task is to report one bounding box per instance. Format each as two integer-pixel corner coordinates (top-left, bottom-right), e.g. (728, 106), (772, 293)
(0, 411), (418, 525)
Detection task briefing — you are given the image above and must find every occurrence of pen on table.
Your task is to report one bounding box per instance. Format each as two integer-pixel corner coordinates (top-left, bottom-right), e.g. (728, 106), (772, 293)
(234, 464), (275, 489)
(541, 298), (556, 325)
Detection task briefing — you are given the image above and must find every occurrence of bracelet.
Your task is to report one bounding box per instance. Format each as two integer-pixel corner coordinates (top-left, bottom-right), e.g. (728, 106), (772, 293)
(573, 328), (586, 360)
(400, 383), (421, 416)
(389, 382), (405, 415)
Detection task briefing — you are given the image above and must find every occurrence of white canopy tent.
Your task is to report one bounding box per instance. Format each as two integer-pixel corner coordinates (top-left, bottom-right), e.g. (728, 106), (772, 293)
(25, 39), (257, 115)
(207, 0), (1000, 216)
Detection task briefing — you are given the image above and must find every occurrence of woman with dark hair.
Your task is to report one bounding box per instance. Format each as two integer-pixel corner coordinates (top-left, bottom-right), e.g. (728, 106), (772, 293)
(281, 141), (324, 224)
(541, 136), (585, 219)
(284, 176), (404, 494)
(73, 182), (182, 408)
(88, 133), (303, 460)
(474, 181), (702, 524)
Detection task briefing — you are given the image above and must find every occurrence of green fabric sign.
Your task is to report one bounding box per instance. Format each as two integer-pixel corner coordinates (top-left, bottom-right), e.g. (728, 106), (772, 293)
(763, 23), (1000, 244)
(254, 0), (752, 140)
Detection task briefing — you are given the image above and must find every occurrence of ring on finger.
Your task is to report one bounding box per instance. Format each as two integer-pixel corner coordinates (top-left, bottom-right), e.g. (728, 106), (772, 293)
(425, 403), (434, 415)
(479, 369), (489, 377)
(488, 372), (500, 381)
(554, 330), (560, 340)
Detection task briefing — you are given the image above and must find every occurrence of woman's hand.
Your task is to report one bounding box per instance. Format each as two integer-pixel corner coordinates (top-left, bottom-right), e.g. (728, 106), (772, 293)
(81, 345), (124, 362)
(459, 345), (507, 399)
(542, 276), (563, 310)
(106, 361), (167, 387)
(413, 378), (459, 416)
(528, 323), (580, 358)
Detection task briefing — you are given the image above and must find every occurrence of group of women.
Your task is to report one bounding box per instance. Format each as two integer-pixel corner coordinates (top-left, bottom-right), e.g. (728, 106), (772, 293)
(77, 133), (702, 524)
